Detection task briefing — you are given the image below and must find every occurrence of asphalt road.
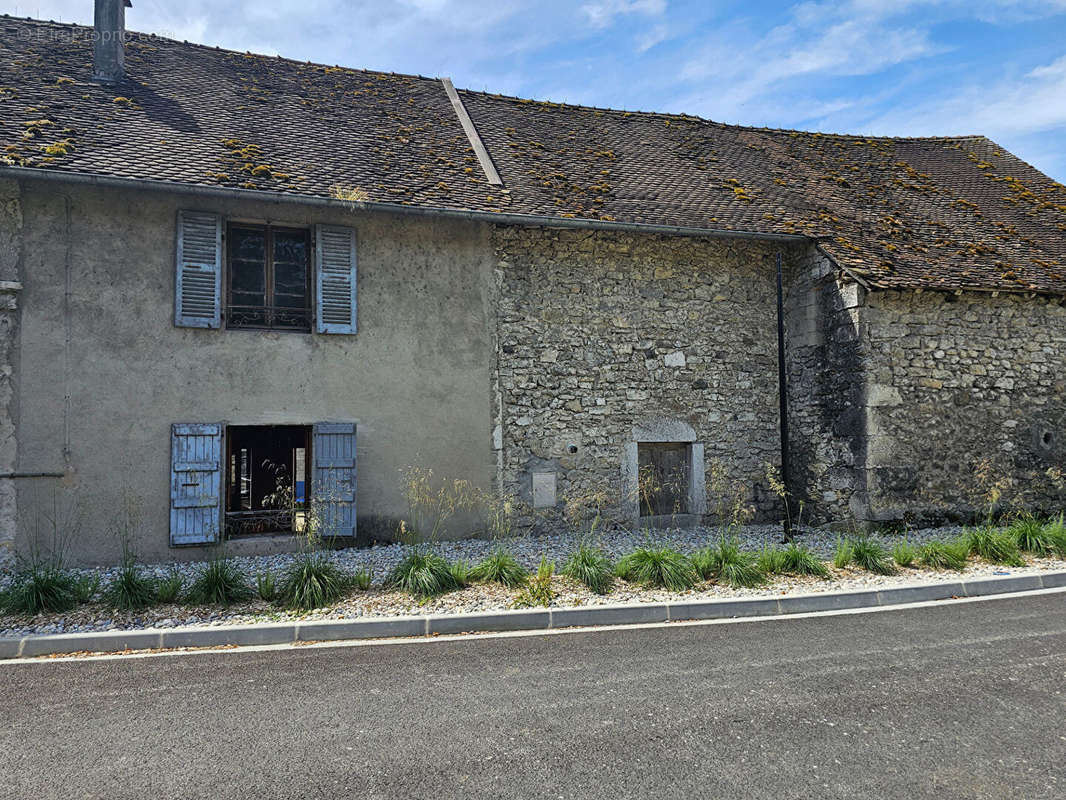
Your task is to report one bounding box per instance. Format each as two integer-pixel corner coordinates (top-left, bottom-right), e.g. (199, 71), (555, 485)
(2, 593), (1065, 800)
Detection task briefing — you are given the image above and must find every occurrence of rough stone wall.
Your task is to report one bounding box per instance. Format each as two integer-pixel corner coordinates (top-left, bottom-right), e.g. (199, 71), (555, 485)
(783, 247), (868, 527)
(0, 179), (21, 562)
(862, 290), (1066, 523)
(492, 226), (791, 527)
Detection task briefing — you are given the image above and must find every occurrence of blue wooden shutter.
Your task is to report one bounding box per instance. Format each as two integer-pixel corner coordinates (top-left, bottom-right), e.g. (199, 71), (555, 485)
(315, 225), (357, 334)
(175, 211), (222, 328)
(313, 422), (357, 538)
(170, 423), (223, 545)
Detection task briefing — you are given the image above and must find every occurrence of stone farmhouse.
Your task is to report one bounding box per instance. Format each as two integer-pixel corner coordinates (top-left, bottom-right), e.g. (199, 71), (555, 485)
(0, 2), (1064, 565)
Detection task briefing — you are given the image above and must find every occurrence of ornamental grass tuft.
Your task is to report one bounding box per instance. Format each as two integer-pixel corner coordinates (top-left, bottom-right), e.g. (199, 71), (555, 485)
(562, 544), (614, 594)
(186, 558), (254, 605)
(965, 527), (1025, 566)
(850, 538), (897, 575)
(384, 549), (458, 599)
(691, 540), (765, 588)
(919, 539), (969, 571)
(616, 545), (698, 590)
(1046, 514), (1066, 557)
(277, 552), (353, 611)
(470, 548), (528, 588)
(1, 565), (79, 614)
(1007, 514), (1054, 556)
(103, 563), (158, 610)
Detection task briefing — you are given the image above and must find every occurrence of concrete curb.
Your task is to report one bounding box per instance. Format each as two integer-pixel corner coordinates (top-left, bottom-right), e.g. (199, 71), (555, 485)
(2, 570), (1063, 660)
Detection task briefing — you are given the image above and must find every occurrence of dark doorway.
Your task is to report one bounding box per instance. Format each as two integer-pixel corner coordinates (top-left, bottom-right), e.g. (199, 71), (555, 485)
(638, 442), (691, 517)
(225, 425), (311, 537)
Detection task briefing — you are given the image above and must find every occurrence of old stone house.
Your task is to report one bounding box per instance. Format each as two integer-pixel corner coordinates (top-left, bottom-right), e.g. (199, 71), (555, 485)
(1, 3), (1064, 565)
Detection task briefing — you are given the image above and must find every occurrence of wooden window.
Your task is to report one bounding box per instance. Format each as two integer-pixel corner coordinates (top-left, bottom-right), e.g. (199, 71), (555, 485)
(638, 442), (691, 517)
(226, 224), (311, 332)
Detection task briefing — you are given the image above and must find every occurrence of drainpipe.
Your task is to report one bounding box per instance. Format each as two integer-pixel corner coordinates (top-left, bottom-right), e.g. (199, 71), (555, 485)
(776, 251), (793, 541)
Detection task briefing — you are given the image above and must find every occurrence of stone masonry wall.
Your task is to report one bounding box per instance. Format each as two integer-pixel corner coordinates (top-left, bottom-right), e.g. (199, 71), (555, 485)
(492, 226), (794, 527)
(863, 290), (1066, 524)
(784, 247), (868, 527)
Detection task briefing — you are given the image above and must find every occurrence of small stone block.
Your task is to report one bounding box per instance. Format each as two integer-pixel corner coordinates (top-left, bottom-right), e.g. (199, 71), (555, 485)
(778, 590), (880, 614)
(297, 617), (426, 642)
(551, 603), (668, 629)
(18, 630), (162, 658)
(428, 609), (550, 635)
(1039, 571), (1066, 589)
(878, 583), (964, 606)
(669, 598), (780, 621)
(0, 637), (21, 660)
(161, 624), (295, 649)
(963, 574), (1043, 597)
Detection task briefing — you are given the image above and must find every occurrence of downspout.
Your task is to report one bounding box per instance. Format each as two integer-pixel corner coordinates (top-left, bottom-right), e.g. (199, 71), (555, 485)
(776, 251), (792, 541)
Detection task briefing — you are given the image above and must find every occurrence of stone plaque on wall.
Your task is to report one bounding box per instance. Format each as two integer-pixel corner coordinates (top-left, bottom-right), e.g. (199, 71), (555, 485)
(531, 472), (557, 509)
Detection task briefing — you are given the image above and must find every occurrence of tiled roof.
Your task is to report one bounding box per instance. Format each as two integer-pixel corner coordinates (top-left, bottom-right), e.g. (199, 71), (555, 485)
(2, 16), (1065, 294)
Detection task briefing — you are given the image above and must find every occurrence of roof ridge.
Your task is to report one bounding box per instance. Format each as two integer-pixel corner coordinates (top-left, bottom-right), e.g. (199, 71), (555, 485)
(0, 14), (443, 86)
(1, 14), (987, 143)
(456, 85), (987, 143)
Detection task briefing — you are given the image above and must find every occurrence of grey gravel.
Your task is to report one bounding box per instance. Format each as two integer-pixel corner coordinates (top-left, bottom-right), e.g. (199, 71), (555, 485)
(0, 523), (1060, 639)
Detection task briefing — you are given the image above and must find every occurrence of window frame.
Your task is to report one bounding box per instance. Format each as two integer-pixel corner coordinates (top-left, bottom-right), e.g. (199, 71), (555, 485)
(224, 222), (313, 333)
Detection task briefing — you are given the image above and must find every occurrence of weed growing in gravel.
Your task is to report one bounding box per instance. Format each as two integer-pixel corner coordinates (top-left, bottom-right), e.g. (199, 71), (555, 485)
(72, 573), (101, 604)
(918, 540), (969, 571)
(832, 537), (854, 569)
(186, 556), (254, 605)
(755, 546), (786, 575)
(562, 544), (614, 594)
(449, 560), (471, 588)
(513, 556), (557, 608)
(849, 538), (897, 575)
(617, 545), (698, 590)
(470, 547), (529, 588)
(384, 549), (458, 599)
(398, 466), (472, 543)
(277, 552), (354, 611)
(965, 527), (1025, 566)
(156, 571), (184, 604)
(256, 571), (278, 602)
(352, 567), (373, 591)
(103, 563), (159, 610)
(692, 539), (766, 588)
(891, 539), (917, 568)
(1008, 514), (1054, 556)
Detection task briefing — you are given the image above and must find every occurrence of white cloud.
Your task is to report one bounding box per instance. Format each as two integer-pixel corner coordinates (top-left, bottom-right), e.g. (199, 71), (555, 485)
(581, 0), (667, 29)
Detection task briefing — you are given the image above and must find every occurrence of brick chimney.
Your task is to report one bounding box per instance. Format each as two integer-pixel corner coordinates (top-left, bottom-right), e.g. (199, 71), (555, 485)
(92, 0), (132, 84)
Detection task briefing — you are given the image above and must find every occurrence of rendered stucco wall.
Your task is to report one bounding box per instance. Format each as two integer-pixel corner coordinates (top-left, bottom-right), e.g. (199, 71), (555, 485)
(14, 180), (497, 565)
(0, 178), (20, 563)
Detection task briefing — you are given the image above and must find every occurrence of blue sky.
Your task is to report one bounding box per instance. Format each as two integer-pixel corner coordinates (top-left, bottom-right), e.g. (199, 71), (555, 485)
(7, 0), (1066, 180)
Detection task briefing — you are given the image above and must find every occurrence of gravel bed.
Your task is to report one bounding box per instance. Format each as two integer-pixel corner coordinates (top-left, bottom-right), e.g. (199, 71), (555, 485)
(1, 524), (1061, 639)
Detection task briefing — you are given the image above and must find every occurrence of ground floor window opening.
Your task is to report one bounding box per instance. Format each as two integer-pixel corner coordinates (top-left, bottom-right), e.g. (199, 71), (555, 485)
(638, 442), (692, 517)
(225, 425), (310, 537)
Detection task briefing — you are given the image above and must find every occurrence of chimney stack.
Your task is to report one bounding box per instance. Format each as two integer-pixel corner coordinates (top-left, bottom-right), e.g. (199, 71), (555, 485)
(92, 0), (132, 84)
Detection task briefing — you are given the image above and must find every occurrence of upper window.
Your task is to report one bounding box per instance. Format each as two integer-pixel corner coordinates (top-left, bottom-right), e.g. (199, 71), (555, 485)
(226, 224), (311, 332)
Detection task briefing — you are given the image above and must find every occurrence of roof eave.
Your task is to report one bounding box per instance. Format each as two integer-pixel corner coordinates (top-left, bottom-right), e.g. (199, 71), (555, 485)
(0, 165), (810, 245)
